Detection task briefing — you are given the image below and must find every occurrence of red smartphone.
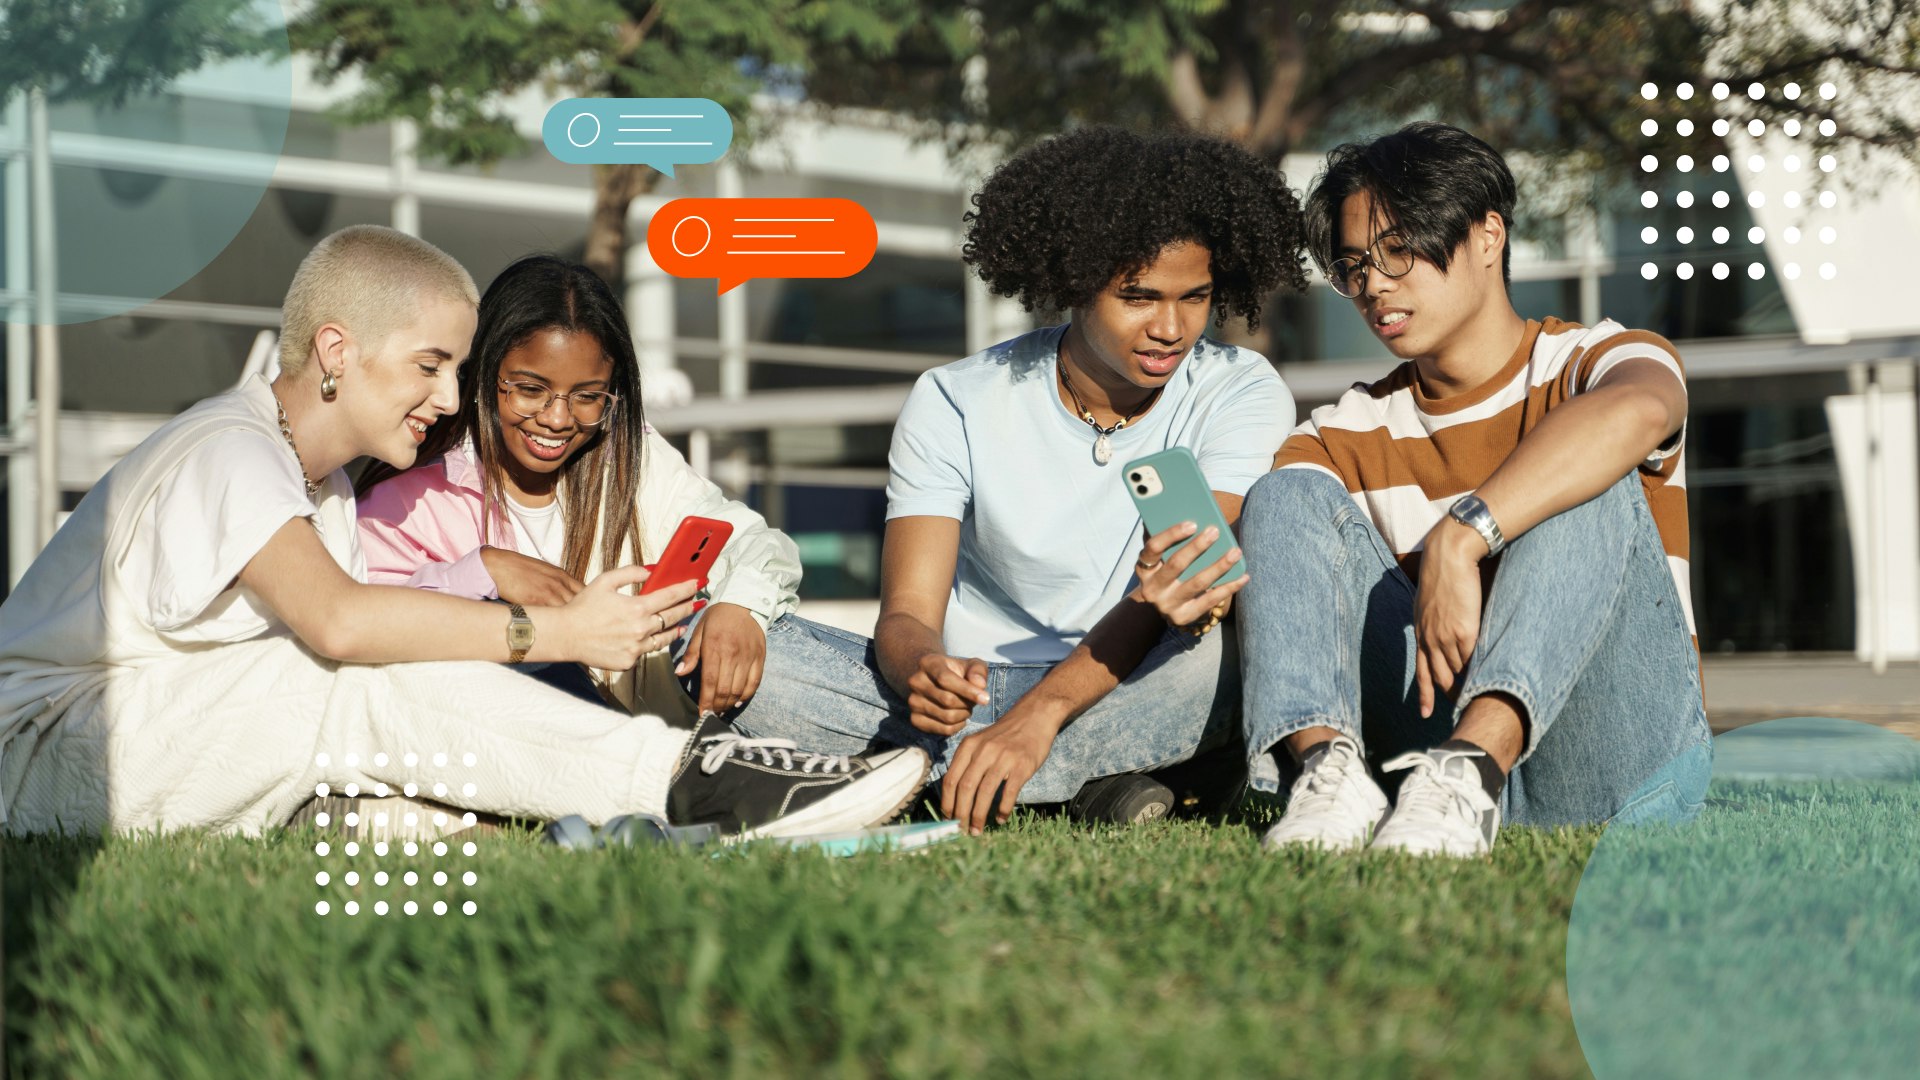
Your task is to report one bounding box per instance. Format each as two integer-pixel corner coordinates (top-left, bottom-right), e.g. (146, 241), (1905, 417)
(639, 515), (734, 595)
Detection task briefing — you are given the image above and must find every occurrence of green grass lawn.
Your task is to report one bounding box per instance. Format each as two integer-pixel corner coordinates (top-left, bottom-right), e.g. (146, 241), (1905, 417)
(4, 779), (1914, 1079)
(4, 800), (1600, 1080)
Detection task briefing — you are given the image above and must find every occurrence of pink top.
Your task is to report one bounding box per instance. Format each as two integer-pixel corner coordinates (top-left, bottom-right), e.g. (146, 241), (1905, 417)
(356, 433), (802, 628)
(356, 442), (507, 600)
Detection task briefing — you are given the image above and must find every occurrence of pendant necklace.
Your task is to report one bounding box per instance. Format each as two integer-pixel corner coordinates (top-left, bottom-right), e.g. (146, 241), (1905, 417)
(1058, 358), (1160, 466)
(272, 389), (325, 498)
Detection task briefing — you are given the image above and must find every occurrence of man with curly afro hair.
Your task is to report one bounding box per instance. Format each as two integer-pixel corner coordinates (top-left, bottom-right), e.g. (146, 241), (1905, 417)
(724, 126), (1309, 835)
(1238, 122), (1709, 858)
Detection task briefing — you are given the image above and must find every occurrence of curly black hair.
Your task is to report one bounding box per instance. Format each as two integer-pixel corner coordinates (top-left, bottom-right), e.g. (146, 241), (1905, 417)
(961, 126), (1309, 331)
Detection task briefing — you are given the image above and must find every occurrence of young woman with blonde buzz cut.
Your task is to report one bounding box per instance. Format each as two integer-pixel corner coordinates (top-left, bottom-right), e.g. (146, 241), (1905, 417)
(0, 225), (926, 839)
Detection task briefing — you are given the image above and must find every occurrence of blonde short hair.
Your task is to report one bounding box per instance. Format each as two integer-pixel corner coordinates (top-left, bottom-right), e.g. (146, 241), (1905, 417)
(279, 225), (478, 373)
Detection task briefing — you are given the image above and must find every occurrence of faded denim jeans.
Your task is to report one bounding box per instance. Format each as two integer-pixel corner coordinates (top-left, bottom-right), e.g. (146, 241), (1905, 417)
(723, 615), (1240, 804)
(1235, 468), (1712, 828)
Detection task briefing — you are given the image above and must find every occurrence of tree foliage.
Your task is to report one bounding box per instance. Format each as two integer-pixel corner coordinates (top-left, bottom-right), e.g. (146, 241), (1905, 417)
(804, 0), (1920, 177)
(0, 0), (282, 106)
(289, 0), (921, 283)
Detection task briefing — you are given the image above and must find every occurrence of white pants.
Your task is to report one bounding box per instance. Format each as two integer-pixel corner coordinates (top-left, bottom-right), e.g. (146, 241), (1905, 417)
(5, 635), (692, 835)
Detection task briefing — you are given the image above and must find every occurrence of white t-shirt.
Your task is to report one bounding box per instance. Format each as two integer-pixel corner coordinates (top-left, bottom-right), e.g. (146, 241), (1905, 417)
(886, 324), (1296, 663)
(0, 375), (363, 671)
(504, 495), (567, 567)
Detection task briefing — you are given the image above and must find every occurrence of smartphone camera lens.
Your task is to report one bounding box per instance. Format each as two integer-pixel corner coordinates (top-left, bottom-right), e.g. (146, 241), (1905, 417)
(1135, 485), (1149, 495)
(1129, 472), (1142, 482)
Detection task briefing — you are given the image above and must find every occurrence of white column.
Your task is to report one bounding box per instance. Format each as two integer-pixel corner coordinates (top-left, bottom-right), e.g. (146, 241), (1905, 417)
(5, 95), (34, 584)
(1572, 206), (1602, 326)
(1827, 360), (1920, 667)
(688, 428), (710, 479)
(716, 162), (747, 400)
(624, 238), (691, 410)
(964, 266), (1030, 355)
(391, 119), (420, 236)
(28, 88), (60, 548)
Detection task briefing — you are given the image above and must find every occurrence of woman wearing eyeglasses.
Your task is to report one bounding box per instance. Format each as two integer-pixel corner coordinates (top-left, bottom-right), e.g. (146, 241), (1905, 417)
(357, 254), (800, 720)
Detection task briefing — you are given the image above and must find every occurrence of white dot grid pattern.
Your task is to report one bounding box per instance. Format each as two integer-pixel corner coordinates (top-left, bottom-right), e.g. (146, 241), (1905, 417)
(309, 749), (484, 918)
(1636, 82), (1843, 287)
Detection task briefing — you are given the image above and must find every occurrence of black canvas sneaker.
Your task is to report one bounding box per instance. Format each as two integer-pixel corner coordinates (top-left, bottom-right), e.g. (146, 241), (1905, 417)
(666, 718), (930, 841)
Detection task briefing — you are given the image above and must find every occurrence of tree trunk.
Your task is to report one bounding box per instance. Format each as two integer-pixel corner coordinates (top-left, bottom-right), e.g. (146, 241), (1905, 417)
(582, 162), (661, 289)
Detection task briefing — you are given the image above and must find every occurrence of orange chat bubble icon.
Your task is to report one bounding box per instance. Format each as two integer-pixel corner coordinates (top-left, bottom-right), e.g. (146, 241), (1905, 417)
(645, 198), (879, 294)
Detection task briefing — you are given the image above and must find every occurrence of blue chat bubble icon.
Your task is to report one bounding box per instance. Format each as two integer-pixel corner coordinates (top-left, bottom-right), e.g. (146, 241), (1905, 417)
(541, 98), (732, 176)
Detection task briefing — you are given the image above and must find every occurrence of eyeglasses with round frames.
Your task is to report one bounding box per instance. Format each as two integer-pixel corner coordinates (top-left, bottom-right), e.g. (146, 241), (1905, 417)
(496, 379), (619, 427)
(1328, 234), (1416, 298)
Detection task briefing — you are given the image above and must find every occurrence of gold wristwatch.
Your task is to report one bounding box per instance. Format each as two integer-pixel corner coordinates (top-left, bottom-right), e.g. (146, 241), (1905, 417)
(506, 603), (534, 663)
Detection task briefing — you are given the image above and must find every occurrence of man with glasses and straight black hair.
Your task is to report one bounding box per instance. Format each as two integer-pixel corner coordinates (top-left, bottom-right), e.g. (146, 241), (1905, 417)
(1234, 121), (1711, 856)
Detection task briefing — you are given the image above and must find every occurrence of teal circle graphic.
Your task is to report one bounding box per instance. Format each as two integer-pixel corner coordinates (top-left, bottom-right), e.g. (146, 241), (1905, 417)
(1567, 717), (1920, 1079)
(2, 0), (291, 324)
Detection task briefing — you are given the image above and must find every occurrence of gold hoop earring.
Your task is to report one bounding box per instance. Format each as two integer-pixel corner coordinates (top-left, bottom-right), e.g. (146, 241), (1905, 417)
(320, 370), (338, 400)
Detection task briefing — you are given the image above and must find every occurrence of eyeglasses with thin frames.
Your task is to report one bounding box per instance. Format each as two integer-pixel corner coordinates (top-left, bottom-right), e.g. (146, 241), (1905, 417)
(497, 379), (619, 427)
(1328, 233), (1416, 298)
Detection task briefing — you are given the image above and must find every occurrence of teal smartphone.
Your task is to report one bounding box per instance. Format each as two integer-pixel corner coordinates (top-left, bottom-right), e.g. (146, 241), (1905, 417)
(1121, 447), (1245, 585)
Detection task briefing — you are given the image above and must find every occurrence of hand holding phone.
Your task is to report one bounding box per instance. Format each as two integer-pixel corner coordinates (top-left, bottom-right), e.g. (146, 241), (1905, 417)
(1122, 447), (1249, 628)
(640, 515), (734, 596)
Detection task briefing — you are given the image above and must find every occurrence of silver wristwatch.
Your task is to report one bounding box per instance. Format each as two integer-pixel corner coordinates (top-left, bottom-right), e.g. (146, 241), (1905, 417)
(1447, 494), (1506, 558)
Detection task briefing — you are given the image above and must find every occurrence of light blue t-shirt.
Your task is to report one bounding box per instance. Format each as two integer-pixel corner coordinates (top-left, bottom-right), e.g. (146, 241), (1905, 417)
(887, 323), (1296, 663)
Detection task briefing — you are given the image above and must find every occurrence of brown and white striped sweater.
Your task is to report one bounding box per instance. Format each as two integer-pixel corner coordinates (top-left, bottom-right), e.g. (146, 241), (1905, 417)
(1275, 317), (1693, 637)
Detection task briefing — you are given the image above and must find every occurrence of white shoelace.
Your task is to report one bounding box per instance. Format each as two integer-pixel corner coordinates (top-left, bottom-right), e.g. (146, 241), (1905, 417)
(696, 733), (853, 776)
(1292, 737), (1366, 807)
(1389, 754), (1484, 826)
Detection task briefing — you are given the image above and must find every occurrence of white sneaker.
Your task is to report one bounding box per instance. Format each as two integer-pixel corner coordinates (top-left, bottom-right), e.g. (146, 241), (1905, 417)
(1371, 748), (1501, 857)
(1261, 734), (1389, 852)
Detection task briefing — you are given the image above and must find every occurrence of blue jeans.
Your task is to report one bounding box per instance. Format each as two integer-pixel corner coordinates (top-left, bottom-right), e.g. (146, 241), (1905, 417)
(1236, 469), (1712, 827)
(723, 615), (1240, 804)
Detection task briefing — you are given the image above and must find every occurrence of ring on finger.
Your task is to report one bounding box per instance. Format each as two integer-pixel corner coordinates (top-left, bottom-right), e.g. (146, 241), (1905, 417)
(1135, 558), (1163, 572)
(654, 612), (666, 634)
